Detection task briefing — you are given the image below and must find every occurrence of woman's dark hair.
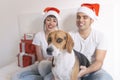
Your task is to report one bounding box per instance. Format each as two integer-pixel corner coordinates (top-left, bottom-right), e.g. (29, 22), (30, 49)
(44, 15), (58, 25)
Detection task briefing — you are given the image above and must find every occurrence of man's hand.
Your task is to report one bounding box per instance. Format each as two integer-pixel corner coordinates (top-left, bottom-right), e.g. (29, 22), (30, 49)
(77, 66), (88, 78)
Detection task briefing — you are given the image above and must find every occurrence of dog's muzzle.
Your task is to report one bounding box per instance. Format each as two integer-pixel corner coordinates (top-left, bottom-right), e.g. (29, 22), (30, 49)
(46, 47), (53, 55)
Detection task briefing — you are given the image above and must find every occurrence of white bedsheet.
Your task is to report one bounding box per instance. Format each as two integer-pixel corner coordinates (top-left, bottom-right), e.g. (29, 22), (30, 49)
(0, 61), (22, 80)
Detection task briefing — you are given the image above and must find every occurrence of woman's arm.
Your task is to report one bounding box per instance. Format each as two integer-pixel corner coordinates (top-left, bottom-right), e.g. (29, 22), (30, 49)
(35, 45), (45, 62)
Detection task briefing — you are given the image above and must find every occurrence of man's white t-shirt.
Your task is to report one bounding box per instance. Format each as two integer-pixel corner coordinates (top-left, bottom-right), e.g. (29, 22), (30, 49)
(69, 29), (107, 63)
(32, 31), (50, 59)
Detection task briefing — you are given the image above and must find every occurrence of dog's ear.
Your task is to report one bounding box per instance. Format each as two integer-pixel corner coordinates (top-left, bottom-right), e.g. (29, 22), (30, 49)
(65, 33), (74, 53)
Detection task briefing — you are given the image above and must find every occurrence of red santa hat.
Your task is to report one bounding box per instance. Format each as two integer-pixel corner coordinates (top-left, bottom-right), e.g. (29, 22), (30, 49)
(77, 3), (100, 20)
(43, 7), (60, 22)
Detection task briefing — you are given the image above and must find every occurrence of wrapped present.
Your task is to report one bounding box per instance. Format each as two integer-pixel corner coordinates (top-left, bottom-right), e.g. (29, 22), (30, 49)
(18, 52), (36, 67)
(19, 33), (36, 54)
(18, 33), (37, 67)
(19, 40), (36, 54)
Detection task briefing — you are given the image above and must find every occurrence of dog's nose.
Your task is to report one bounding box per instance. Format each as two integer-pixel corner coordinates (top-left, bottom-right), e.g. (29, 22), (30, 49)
(46, 47), (53, 55)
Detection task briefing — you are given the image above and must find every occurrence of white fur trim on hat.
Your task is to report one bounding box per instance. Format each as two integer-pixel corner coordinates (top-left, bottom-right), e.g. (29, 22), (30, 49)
(77, 6), (97, 20)
(43, 11), (60, 22)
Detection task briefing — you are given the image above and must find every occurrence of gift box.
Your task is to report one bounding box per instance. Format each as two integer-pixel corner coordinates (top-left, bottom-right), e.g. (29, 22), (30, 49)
(18, 33), (37, 67)
(19, 33), (36, 54)
(17, 52), (36, 67)
(19, 40), (36, 54)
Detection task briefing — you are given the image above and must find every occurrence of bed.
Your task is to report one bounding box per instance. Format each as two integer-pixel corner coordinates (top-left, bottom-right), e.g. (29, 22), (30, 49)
(0, 61), (22, 80)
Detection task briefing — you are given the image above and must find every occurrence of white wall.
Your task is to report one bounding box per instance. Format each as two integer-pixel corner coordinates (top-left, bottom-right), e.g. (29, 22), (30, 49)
(0, 0), (20, 67)
(113, 3), (120, 80)
(0, 0), (119, 80)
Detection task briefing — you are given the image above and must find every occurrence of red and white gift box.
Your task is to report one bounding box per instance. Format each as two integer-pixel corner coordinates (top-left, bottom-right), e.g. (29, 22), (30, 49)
(18, 52), (36, 67)
(19, 40), (36, 54)
(17, 33), (37, 67)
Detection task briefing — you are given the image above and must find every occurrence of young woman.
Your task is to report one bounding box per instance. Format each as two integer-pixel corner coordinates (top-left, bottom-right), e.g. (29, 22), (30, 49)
(12, 7), (61, 80)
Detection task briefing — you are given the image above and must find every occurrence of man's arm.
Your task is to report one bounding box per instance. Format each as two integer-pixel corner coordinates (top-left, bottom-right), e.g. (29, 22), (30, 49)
(78, 49), (106, 77)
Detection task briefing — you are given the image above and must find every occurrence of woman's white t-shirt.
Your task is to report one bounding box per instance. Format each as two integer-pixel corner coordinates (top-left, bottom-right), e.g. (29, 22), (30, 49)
(32, 31), (49, 59)
(69, 29), (107, 63)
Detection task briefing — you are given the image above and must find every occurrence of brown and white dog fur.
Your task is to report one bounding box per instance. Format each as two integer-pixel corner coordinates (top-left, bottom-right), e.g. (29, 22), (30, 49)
(46, 30), (90, 80)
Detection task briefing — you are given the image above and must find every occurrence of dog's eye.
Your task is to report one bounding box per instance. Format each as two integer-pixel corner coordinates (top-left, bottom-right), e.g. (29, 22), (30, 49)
(56, 38), (63, 43)
(48, 37), (52, 43)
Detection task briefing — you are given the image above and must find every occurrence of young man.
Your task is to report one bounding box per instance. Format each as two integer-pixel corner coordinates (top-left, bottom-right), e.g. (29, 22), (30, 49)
(69, 3), (113, 80)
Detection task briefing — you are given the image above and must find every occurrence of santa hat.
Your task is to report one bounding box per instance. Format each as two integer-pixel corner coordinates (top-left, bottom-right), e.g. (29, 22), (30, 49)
(43, 7), (60, 22)
(77, 3), (100, 20)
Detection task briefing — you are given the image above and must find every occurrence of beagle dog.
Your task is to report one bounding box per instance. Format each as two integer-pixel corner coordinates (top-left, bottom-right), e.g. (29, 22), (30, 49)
(46, 30), (90, 80)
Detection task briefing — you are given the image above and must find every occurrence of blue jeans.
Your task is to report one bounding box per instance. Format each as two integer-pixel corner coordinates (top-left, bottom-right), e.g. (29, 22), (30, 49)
(81, 69), (113, 80)
(39, 61), (113, 80)
(12, 61), (52, 80)
(12, 60), (113, 80)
